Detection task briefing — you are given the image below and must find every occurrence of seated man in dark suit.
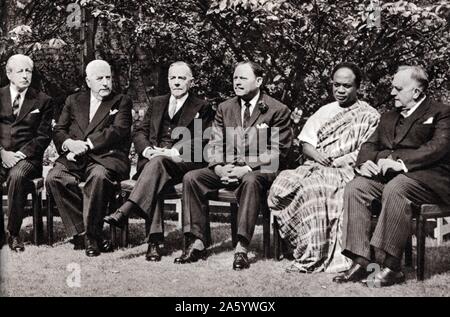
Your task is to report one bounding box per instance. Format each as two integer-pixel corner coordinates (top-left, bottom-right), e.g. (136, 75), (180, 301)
(46, 60), (132, 257)
(334, 66), (450, 287)
(176, 61), (292, 270)
(104, 61), (213, 261)
(0, 54), (52, 251)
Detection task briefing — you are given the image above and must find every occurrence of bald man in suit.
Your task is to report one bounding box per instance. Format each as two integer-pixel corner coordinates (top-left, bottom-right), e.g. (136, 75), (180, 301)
(46, 60), (132, 257)
(0, 54), (52, 251)
(104, 61), (214, 262)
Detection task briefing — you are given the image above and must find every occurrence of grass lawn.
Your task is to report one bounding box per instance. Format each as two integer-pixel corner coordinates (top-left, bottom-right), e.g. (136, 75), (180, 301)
(1, 216), (450, 297)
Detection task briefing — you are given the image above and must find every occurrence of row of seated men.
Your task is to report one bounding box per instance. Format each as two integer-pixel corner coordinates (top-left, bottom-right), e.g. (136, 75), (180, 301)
(0, 54), (449, 288)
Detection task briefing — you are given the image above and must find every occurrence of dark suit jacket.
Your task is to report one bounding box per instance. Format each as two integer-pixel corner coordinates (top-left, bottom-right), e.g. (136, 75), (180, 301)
(0, 86), (52, 169)
(356, 97), (450, 204)
(133, 93), (214, 176)
(208, 92), (292, 171)
(53, 91), (132, 180)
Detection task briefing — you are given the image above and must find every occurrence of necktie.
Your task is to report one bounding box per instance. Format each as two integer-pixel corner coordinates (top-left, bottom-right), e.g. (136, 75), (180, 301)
(243, 101), (251, 128)
(12, 93), (21, 117)
(169, 98), (178, 119)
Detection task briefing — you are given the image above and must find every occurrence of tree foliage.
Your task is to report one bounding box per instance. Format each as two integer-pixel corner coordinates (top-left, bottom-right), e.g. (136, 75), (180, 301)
(1, 0), (449, 164)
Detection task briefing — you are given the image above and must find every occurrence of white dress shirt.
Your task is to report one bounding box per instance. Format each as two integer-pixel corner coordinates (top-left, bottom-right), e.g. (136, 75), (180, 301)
(9, 85), (27, 114)
(240, 91), (260, 125)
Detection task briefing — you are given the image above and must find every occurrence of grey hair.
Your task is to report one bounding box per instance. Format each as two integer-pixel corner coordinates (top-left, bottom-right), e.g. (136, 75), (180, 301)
(85, 60), (111, 77)
(398, 65), (429, 92)
(6, 54), (34, 72)
(168, 61), (193, 78)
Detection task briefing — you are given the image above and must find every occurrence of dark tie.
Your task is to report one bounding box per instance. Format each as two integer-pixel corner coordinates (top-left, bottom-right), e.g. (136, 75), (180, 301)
(243, 101), (251, 128)
(12, 93), (21, 118)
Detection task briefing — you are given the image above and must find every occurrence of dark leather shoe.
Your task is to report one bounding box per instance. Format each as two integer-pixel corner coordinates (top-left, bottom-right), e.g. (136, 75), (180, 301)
(145, 243), (162, 262)
(332, 263), (369, 283)
(174, 246), (207, 264)
(70, 234), (85, 250)
(366, 267), (405, 287)
(233, 252), (250, 270)
(104, 210), (127, 229)
(98, 239), (114, 253)
(85, 237), (100, 257)
(8, 235), (24, 252)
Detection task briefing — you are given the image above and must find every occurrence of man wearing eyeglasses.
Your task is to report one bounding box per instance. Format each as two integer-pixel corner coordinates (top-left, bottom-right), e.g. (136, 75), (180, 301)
(334, 65), (450, 287)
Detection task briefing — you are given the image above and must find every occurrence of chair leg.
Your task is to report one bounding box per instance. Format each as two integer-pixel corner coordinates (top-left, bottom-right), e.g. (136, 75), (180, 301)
(46, 192), (54, 246)
(262, 204), (270, 259)
(405, 234), (413, 267)
(273, 215), (281, 261)
(121, 218), (129, 248)
(230, 203), (238, 248)
(110, 225), (117, 249)
(0, 188), (5, 247)
(31, 190), (43, 246)
(416, 215), (426, 281)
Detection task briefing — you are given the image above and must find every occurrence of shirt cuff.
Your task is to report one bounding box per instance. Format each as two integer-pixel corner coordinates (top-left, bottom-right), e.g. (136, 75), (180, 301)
(246, 165), (252, 172)
(62, 139), (70, 152)
(143, 146), (153, 157)
(86, 138), (94, 150)
(168, 148), (180, 157)
(397, 159), (408, 173)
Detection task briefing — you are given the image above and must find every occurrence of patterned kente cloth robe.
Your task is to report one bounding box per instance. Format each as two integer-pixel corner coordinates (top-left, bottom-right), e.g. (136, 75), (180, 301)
(268, 101), (379, 273)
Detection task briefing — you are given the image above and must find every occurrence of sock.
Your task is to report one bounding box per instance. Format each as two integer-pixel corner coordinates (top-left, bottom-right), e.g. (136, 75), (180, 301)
(119, 200), (136, 217)
(192, 238), (205, 251)
(383, 254), (401, 272)
(235, 240), (249, 254)
(353, 255), (370, 269)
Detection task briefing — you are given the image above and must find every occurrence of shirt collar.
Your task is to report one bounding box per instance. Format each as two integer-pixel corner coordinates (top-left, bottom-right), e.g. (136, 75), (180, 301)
(170, 93), (189, 108)
(9, 85), (28, 100)
(90, 92), (103, 105)
(402, 96), (426, 118)
(240, 90), (260, 109)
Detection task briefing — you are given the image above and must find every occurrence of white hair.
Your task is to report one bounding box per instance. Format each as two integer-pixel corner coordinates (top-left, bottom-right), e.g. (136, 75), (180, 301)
(85, 59), (111, 77)
(6, 54), (34, 73)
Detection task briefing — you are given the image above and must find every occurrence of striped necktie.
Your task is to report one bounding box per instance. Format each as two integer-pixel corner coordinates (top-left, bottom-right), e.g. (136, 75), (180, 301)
(12, 93), (21, 117)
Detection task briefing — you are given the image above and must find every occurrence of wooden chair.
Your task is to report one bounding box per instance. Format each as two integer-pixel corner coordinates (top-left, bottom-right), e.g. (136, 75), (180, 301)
(414, 204), (450, 280)
(119, 180), (273, 258)
(1, 178), (45, 245)
(46, 181), (123, 247)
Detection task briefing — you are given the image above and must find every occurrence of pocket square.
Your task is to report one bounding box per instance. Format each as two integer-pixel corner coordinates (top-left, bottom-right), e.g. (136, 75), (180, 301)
(109, 109), (119, 115)
(194, 112), (200, 119)
(256, 123), (269, 129)
(30, 109), (40, 114)
(423, 117), (434, 124)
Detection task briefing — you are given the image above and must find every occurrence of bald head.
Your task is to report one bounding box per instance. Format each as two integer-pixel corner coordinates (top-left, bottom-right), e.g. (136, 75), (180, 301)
(85, 60), (112, 100)
(6, 54), (34, 91)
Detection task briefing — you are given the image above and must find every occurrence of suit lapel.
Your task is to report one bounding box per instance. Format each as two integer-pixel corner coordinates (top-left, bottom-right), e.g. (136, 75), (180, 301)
(385, 111), (400, 146)
(0, 86), (11, 116)
(85, 93), (117, 136)
(394, 97), (432, 144)
(232, 97), (243, 127)
(177, 95), (203, 127)
(73, 92), (90, 132)
(246, 93), (264, 129)
(152, 94), (170, 137)
(15, 88), (37, 123)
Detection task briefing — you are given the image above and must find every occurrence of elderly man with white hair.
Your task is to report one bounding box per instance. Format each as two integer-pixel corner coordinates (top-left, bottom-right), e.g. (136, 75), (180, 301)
(0, 54), (53, 251)
(46, 59), (133, 257)
(334, 65), (450, 287)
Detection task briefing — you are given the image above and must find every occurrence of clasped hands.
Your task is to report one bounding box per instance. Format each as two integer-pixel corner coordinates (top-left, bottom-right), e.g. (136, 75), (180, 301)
(65, 139), (90, 162)
(358, 158), (404, 178)
(215, 164), (250, 185)
(1, 150), (26, 168)
(144, 146), (180, 161)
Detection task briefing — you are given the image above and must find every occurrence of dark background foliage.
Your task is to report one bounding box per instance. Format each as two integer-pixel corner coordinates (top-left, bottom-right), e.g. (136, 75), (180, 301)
(1, 0), (449, 165)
